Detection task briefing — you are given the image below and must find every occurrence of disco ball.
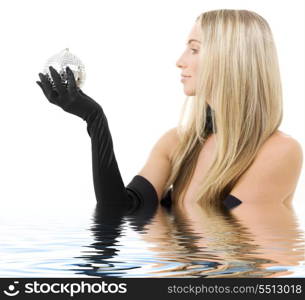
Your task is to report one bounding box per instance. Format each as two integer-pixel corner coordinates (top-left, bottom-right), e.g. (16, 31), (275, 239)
(42, 48), (86, 88)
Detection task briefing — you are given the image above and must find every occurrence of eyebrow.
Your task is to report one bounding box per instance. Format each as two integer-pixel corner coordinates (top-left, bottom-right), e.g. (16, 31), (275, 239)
(186, 39), (201, 45)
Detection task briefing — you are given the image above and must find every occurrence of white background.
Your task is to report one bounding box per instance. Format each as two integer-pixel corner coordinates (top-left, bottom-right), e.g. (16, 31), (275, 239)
(0, 0), (304, 222)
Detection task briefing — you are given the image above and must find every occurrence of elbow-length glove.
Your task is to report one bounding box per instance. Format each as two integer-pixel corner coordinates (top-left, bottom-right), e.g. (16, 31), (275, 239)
(36, 66), (158, 212)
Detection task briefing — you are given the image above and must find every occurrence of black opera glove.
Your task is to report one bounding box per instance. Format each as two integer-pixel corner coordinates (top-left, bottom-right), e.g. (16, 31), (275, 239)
(36, 66), (159, 212)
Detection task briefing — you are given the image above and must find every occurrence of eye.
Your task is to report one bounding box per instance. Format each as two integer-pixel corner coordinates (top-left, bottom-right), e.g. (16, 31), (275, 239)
(190, 48), (198, 54)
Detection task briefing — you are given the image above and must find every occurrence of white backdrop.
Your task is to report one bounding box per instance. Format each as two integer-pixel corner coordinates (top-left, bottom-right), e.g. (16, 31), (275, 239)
(0, 0), (304, 222)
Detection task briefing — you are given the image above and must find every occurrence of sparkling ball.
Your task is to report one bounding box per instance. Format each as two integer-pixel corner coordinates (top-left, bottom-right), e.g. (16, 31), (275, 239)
(43, 48), (86, 88)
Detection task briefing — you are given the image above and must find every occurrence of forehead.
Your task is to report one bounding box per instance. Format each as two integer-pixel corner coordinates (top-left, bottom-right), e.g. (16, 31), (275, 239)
(187, 21), (201, 43)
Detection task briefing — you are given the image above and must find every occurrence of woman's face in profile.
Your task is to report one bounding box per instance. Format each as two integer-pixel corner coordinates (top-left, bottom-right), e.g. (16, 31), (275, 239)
(176, 21), (201, 96)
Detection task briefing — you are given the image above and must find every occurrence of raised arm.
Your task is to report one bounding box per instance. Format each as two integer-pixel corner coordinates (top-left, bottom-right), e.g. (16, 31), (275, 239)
(36, 66), (173, 212)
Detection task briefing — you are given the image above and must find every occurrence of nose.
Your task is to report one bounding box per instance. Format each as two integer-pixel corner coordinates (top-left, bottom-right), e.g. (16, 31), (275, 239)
(176, 54), (185, 69)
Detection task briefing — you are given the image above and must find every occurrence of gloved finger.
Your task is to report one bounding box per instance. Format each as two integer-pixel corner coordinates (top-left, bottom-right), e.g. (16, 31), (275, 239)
(36, 81), (47, 96)
(38, 74), (58, 104)
(39, 73), (53, 92)
(49, 66), (66, 95)
(39, 73), (55, 100)
(66, 66), (77, 93)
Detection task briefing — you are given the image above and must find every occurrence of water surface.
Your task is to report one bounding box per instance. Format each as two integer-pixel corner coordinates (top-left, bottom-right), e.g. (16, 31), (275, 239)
(1, 199), (305, 278)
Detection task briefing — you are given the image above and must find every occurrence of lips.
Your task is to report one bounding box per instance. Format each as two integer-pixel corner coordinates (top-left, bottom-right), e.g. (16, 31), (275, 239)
(181, 76), (190, 82)
(181, 75), (191, 82)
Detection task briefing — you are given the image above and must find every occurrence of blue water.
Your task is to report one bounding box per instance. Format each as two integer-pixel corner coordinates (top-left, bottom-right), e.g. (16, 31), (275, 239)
(1, 201), (305, 278)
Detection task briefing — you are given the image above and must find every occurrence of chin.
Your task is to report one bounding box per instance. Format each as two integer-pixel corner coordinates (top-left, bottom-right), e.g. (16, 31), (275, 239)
(182, 80), (196, 96)
(183, 88), (195, 96)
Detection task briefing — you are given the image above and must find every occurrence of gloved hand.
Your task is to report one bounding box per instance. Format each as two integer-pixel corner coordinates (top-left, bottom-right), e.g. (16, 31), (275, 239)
(36, 66), (159, 213)
(36, 66), (101, 122)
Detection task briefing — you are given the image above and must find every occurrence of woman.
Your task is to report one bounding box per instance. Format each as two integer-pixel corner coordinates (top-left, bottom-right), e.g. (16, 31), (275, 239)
(36, 9), (303, 213)
(160, 9), (303, 211)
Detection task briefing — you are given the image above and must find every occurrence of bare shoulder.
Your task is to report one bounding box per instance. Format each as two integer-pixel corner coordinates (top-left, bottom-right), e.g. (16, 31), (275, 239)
(230, 130), (303, 204)
(261, 130), (303, 160)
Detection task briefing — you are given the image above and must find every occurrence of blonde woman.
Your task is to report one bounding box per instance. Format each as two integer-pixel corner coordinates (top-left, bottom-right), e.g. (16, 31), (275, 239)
(36, 9), (303, 213)
(149, 9), (303, 211)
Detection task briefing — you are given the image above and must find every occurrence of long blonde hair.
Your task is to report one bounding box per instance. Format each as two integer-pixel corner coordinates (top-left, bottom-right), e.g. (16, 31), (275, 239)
(163, 9), (283, 210)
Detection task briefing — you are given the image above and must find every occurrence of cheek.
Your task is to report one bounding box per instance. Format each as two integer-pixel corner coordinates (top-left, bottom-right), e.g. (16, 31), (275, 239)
(191, 58), (199, 74)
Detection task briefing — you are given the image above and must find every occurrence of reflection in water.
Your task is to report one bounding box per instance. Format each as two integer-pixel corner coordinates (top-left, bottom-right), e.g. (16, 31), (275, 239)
(70, 197), (305, 278)
(70, 198), (159, 277)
